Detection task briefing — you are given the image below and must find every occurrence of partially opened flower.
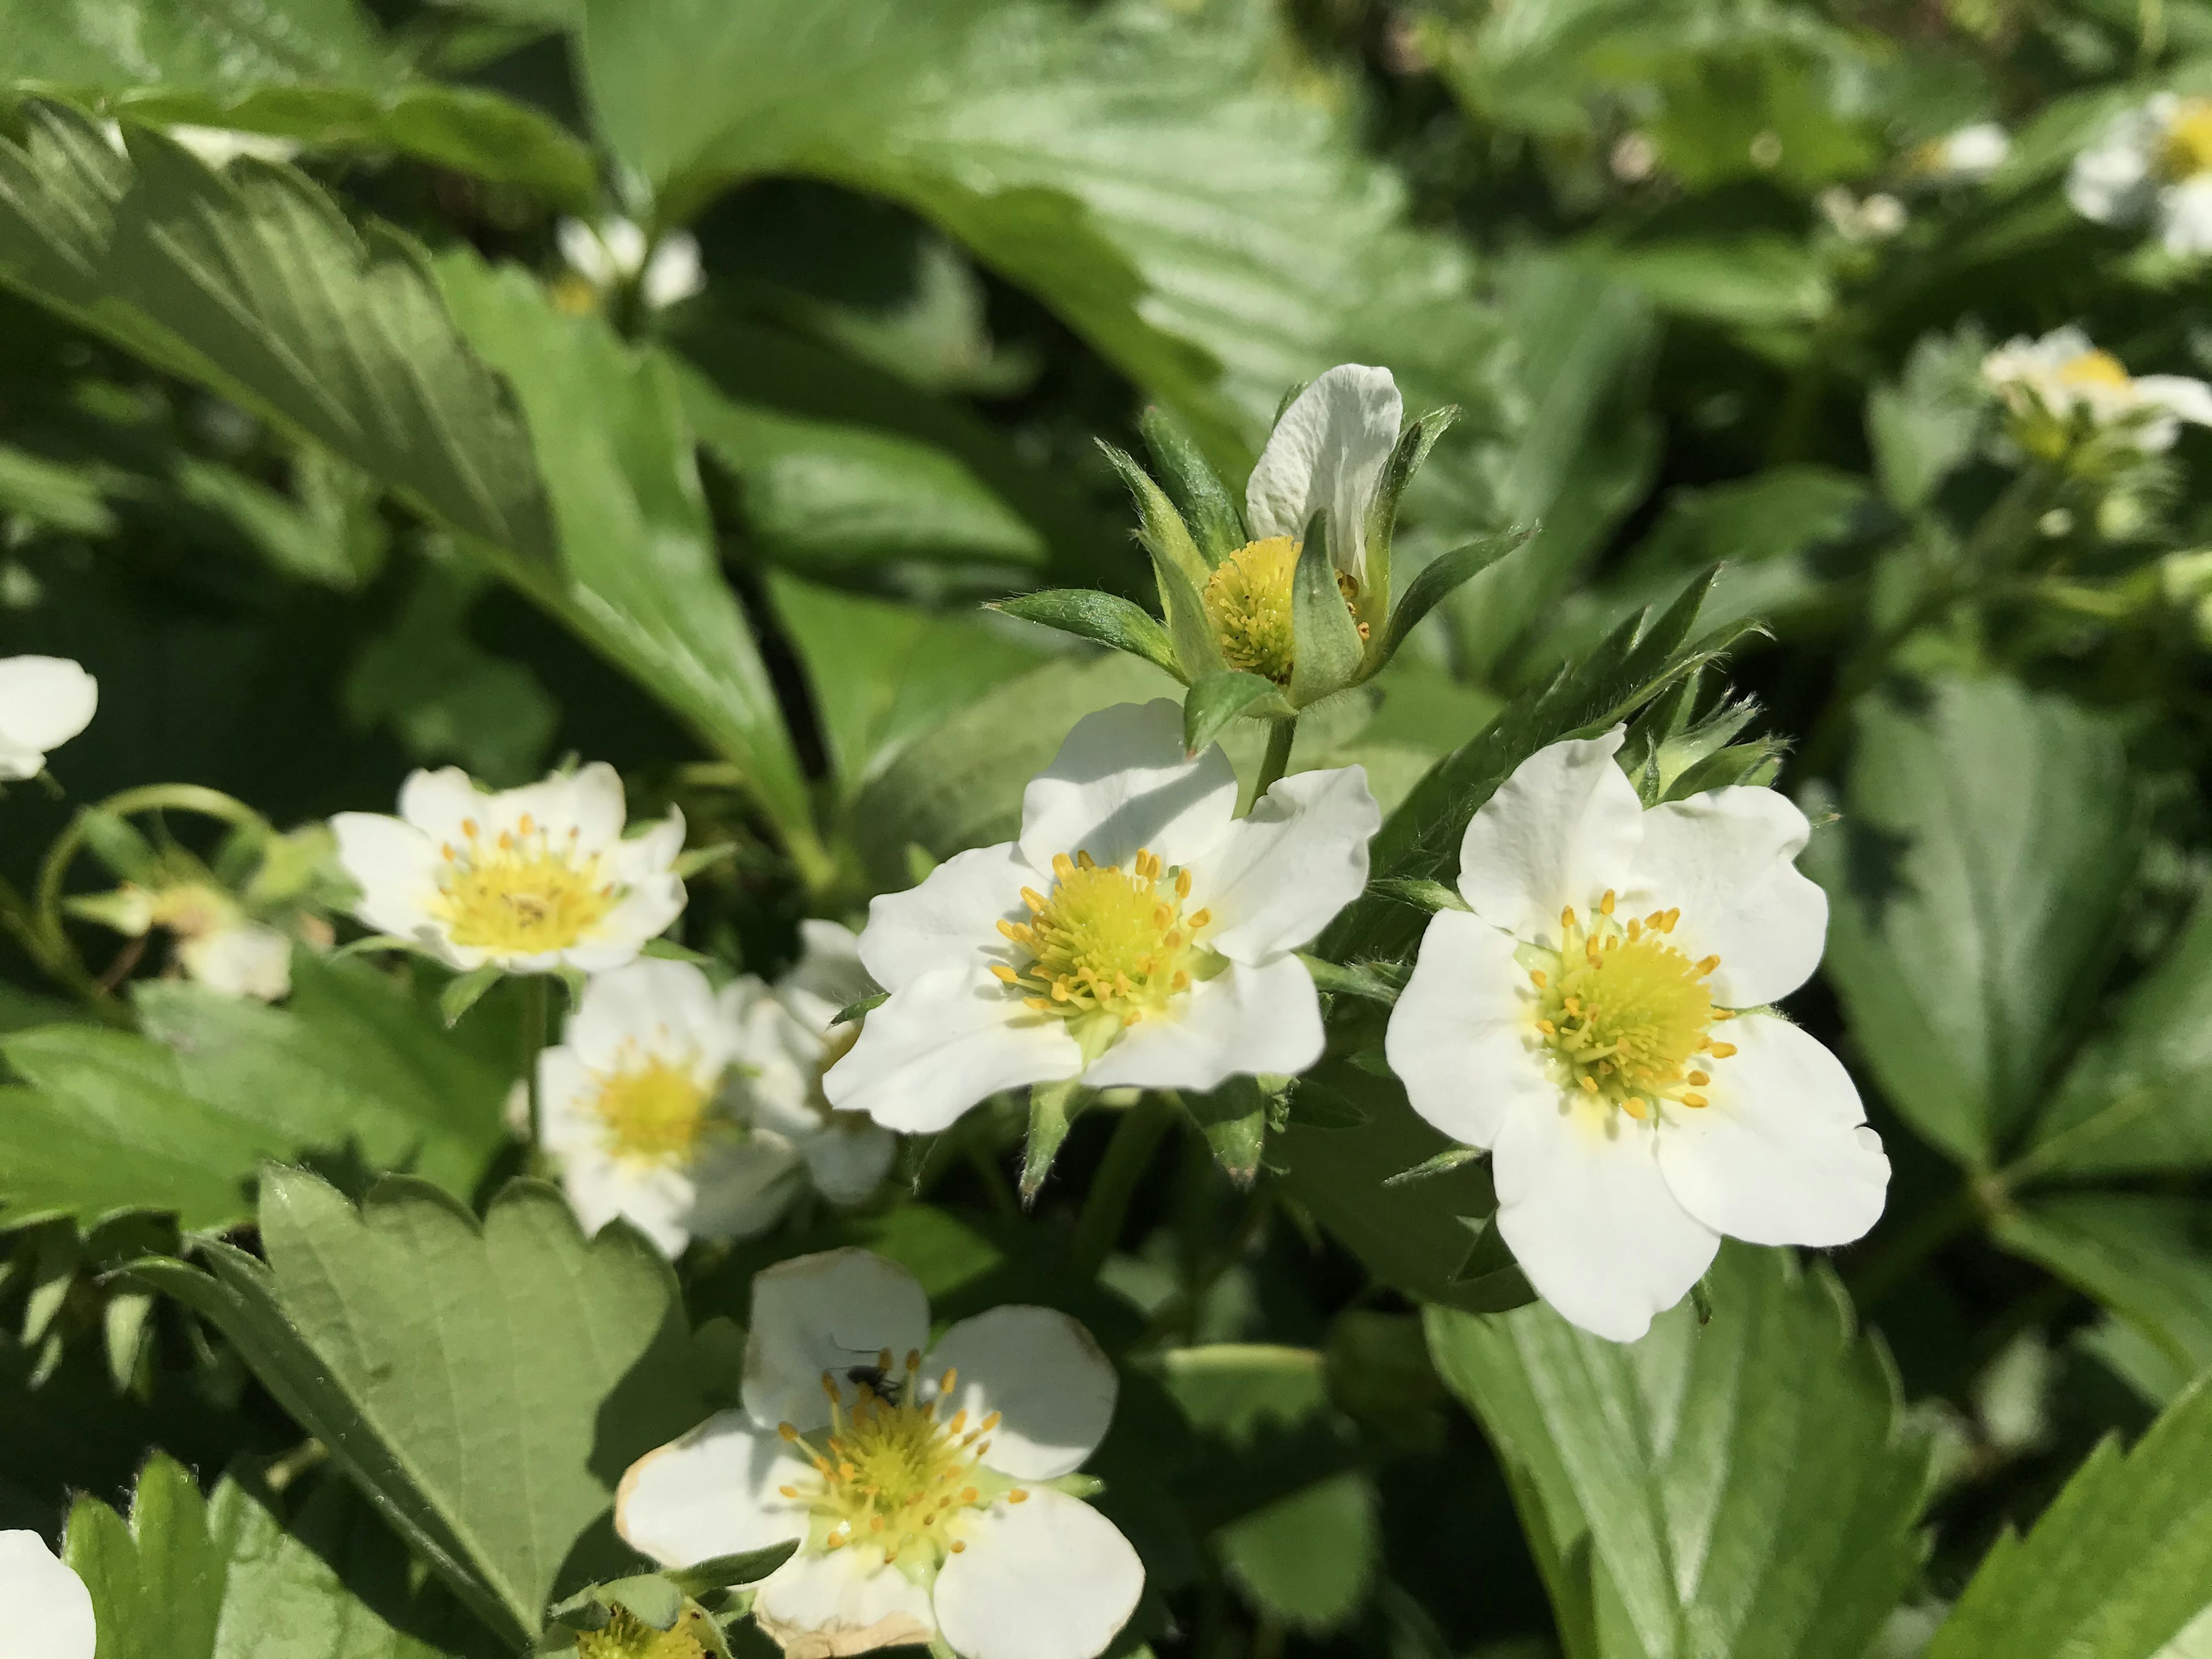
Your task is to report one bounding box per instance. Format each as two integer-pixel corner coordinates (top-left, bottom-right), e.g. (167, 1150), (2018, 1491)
(725, 920), (899, 1206)
(78, 882), (296, 1001)
(618, 1248), (1142, 1659)
(2069, 93), (2212, 254)
(1983, 327), (2212, 460)
(541, 956), (868, 1256)
(331, 764), (684, 975)
(825, 700), (1378, 1134)
(557, 215), (706, 310)
(1384, 728), (1888, 1342)
(0, 655), (97, 781)
(0, 1531), (94, 1659)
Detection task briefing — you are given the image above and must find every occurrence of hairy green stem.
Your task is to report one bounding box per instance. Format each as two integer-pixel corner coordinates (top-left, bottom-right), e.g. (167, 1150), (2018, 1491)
(1252, 717), (1297, 800)
(520, 975), (552, 1149)
(1070, 1093), (1179, 1278)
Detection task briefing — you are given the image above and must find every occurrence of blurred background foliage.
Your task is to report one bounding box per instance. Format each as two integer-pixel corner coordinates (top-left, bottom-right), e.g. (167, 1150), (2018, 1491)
(2, 0), (2212, 1653)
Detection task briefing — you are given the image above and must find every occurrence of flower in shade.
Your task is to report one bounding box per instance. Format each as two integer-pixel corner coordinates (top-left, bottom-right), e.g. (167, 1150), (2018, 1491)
(331, 764), (685, 975)
(558, 215), (706, 310)
(0, 656), (96, 781)
(2069, 93), (2212, 255)
(1912, 121), (2010, 183)
(540, 949), (891, 1257)
(1982, 326), (2212, 458)
(72, 881), (294, 1001)
(619, 1249), (1142, 1659)
(825, 699), (1378, 1134)
(0, 1531), (94, 1659)
(1384, 728), (1888, 1342)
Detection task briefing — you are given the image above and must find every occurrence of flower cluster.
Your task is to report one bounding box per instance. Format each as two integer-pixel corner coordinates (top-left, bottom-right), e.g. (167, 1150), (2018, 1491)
(1983, 326), (2212, 460)
(2070, 93), (2212, 255)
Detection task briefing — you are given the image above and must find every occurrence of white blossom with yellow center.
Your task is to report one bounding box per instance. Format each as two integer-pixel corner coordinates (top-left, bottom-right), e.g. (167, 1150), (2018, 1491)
(540, 956), (879, 1259)
(617, 1249), (1142, 1659)
(0, 1529), (95, 1659)
(1982, 326), (2212, 457)
(1384, 728), (1889, 1343)
(0, 655), (96, 782)
(825, 700), (1379, 1135)
(2070, 93), (2212, 255)
(331, 763), (685, 975)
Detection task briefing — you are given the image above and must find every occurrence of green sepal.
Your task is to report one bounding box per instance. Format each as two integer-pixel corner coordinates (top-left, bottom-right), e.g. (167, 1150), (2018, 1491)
(1287, 514), (1363, 707)
(1021, 1077), (1091, 1202)
(1298, 954), (1410, 1006)
(1150, 540), (1226, 680)
(1448, 1214), (1536, 1312)
(1141, 406), (1245, 565)
(1183, 1075), (1270, 1185)
(1362, 877), (1471, 914)
(667, 1541), (801, 1594)
(1183, 669), (1287, 756)
(671, 843), (737, 880)
(438, 963), (503, 1028)
(1666, 737), (1787, 798)
(1364, 525), (1531, 679)
(641, 937), (716, 964)
(1359, 403), (1460, 639)
(549, 1574), (682, 1632)
(832, 990), (888, 1027)
(1383, 1146), (1483, 1188)
(1097, 440), (1210, 594)
(994, 590), (1181, 679)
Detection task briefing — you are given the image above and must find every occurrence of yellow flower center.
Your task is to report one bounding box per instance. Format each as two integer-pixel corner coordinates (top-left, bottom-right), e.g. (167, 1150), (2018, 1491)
(1526, 893), (1736, 1120)
(433, 813), (618, 956)
(591, 1050), (717, 1165)
(575, 1607), (708, 1659)
(991, 849), (1218, 1051)
(775, 1355), (1023, 1573)
(2160, 99), (2212, 179)
(1199, 536), (1365, 684)
(2056, 348), (2132, 391)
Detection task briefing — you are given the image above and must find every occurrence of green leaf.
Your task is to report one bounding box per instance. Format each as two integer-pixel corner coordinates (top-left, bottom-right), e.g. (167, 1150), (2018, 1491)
(2014, 893), (2212, 1179)
(1590, 235), (1832, 328)
(993, 590), (1180, 679)
(1428, 1244), (1932, 1659)
(1182, 1077), (1268, 1187)
(681, 373), (1045, 570)
(1182, 672), (1286, 757)
(437, 964), (504, 1028)
(434, 252), (815, 857)
(1925, 1374), (2212, 1659)
(1141, 406), (1243, 565)
(1993, 1194), (2212, 1403)
(130, 1171), (706, 1649)
(1216, 1471), (1378, 1634)
(0, 441), (116, 534)
(1866, 325), (1990, 512)
(63, 1452), (474, 1659)
(1289, 518), (1363, 708)
(1808, 677), (2141, 1171)
(2, 0), (390, 89)
(1368, 527), (1532, 673)
(0, 105), (557, 560)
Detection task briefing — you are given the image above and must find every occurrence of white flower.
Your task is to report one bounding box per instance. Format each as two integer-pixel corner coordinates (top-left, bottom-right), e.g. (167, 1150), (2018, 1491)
(2069, 93), (2212, 255)
(1818, 187), (1908, 241)
(179, 921), (294, 1001)
(1982, 326), (2212, 456)
(331, 763), (685, 975)
(825, 700), (1378, 1134)
(541, 944), (896, 1257)
(1242, 362), (1401, 601)
(0, 1531), (94, 1659)
(726, 921), (900, 1207)
(0, 656), (96, 781)
(1915, 121), (2010, 182)
(556, 215), (706, 310)
(1384, 729), (1889, 1343)
(618, 1249), (1143, 1659)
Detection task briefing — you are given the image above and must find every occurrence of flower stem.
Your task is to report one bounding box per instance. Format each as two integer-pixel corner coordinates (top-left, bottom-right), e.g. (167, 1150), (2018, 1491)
(521, 975), (552, 1149)
(1252, 717), (1297, 801)
(1070, 1093), (1178, 1278)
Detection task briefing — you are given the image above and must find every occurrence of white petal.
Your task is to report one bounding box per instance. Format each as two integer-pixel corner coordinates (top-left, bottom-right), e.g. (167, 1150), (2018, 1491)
(801, 1118), (899, 1206)
(536, 1044), (601, 1158)
(567, 874), (685, 969)
(2135, 372), (2212, 429)
(556, 217), (616, 284)
(567, 957), (730, 1072)
(1621, 786), (1827, 1008)
(1656, 1014), (1889, 1247)
(744, 1249), (931, 1433)
(1243, 363), (1402, 585)
(729, 989), (836, 1142)
(781, 919), (878, 1023)
(824, 965), (1082, 1134)
(642, 231), (706, 308)
(509, 762), (628, 851)
(180, 923), (294, 1001)
(0, 657), (96, 773)
(1455, 730), (1643, 946)
(1017, 700), (1237, 874)
(855, 842), (1027, 992)
(933, 1489), (1145, 1659)
(1196, 765), (1379, 962)
(1492, 1096), (1720, 1343)
(329, 813), (445, 948)
(395, 767), (486, 845)
(616, 1411), (812, 1566)
(612, 806), (686, 876)
(1080, 955), (1321, 1091)
(926, 1307), (1117, 1479)
(0, 1532), (94, 1659)
(1386, 911), (1556, 1150)
(755, 1546), (938, 1657)
(2158, 177), (2212, 254)
(685, 1131), (807, 1243)
(558, 1152), (696, 1258)
(2067, 122), (2153, 224)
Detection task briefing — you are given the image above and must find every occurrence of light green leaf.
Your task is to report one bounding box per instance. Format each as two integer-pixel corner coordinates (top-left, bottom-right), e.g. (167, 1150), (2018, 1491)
(1428, 1244), (1931, 1659)
(1809, 677), (2141, 1170)
(992, 590), (1180, 679)
(0, 441), (116, 534)
(1925, 1374), (2212, 1659)
(2, 0), (391, 89)
(434, 252), (815, 855)
(0, 105), (557, 559)
(130, 1171), (706, 1650)
(1217, 1471), (1379, 1634)
(1866, 326), (1990, 512)
(1591, 235), (1832, 328)
(1994, 1194), (2212, 1402)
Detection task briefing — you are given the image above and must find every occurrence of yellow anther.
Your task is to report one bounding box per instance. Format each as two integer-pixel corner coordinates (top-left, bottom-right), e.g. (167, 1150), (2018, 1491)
(990, 964), (1018, 983)
(1053, 854), (1077, 880)
(961, 1486), (980, 1503)
(951, 1541), (967, 1554)
(1600, 889), (1616, 915)
(1622, 1097), (1647, 1120)
(1187, 908), (1211, 930)
(1077, 850), (1097, 870)
(1561, 906), (1578, 931)
(940, 1368), (957, 1393)
(906, 1349), (922, 1371)
(1021, 888), (1047, 913)
(1579, 1074), (1600, 1093)
(1536, 1019), (1557, 1035)
(1007, 1489), (1029, 1504)
(1709, 1041), (1737, 1058)
(1529, 968), (1547, 988)
(1176, 869), (1192, 899)
(1696, 955), (1721, 976)
(1681, 1092), (1708, 1108)
(1688, 1070), (1710, 1086)
(980, 1411), (1001, 1431)
(779, 1484), (798, 1498)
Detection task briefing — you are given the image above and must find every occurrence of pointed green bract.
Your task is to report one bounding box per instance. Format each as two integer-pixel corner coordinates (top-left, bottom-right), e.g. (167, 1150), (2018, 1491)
(1142, 407), (1245, 566)
(994, 591), (1181, 679)
(1357, 404), (1460, 641)
(1366, 527), (1532, 673)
